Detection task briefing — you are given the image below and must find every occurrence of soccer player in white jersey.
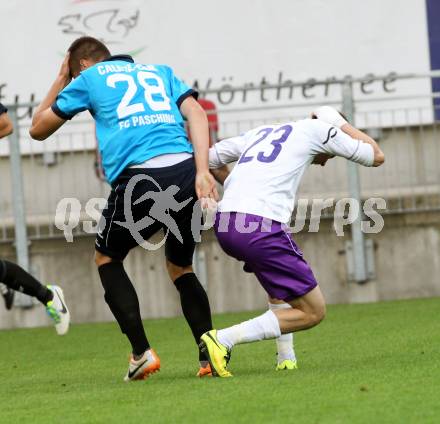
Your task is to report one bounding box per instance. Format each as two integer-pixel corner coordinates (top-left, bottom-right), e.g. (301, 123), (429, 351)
(203, 159), (299, 372)
(200, 106), (385, 377)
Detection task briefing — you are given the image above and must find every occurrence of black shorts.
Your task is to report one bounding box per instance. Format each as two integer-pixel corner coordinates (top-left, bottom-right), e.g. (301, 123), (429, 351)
(95, 158), (198, 266)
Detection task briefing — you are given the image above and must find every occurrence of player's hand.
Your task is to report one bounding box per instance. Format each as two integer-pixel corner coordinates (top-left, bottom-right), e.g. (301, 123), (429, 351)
(210, 165), (230, 186)
(58, 53), (72, 87)
(313, 106), (347, 128)
(196, 171), (219, 207)
(202, 197), (218, 222)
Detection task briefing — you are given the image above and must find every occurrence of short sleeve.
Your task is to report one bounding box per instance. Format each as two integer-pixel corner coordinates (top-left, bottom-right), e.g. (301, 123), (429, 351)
(209, 135), (248, 168)
(164, 66), (198, 108)
(0, 103), (7, 115)
(51, 75), (91, 120)
(307, 119), (374, 167)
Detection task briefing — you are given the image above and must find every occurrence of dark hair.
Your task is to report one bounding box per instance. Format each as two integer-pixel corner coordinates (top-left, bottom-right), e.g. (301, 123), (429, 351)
(68, 36), (111, 76)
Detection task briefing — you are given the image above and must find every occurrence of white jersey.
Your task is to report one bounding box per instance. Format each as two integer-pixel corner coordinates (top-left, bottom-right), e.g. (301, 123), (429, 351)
(209, 119), (374, 224)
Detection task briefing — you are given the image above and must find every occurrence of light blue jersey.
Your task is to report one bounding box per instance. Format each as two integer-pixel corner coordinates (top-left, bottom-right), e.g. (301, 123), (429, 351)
(52, 55), (196, 183)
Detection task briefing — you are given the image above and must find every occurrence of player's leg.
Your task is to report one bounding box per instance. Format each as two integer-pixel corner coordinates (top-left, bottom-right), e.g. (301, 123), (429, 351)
(159, 157), (214, 376)
(201, 287), (325, 377)
(218, 286), (325, 346)
(268, 297), (298, 370)
(95, 252), (149, 357)
(95, 252), (160, 381)
(166, 247), (213, 375)
(166, 260), (213, 375)
(0, 282), (14, 310)
(95, 180), (161, 381)
(0, 259), (70, 335)
(201, 212), (323, 376)
(0, 259), (53, 305)
(276, 286), (326, 331)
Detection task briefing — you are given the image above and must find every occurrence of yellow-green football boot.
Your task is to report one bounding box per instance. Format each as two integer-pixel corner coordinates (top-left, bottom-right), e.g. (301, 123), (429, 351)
(199, 330), (232, 377)
(276, 359), (298, 371)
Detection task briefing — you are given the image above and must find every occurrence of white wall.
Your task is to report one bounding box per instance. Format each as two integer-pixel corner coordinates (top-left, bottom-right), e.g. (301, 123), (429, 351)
(0, 0), (433, 120)
(1, 211), (440, 330)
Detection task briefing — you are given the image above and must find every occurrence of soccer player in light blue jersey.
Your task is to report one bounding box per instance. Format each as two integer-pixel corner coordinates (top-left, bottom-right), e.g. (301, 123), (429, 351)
(30, 37), (218, 381)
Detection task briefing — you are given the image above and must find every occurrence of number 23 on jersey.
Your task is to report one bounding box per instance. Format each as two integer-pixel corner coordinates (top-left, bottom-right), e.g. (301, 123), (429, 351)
(238, 124), (293, 164)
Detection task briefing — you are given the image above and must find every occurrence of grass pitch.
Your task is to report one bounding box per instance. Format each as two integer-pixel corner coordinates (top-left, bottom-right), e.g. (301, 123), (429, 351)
(0, 298), (439, 424)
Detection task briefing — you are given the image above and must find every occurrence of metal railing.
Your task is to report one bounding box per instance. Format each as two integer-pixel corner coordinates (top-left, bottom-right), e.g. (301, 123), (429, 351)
(1, 71), (440, 285)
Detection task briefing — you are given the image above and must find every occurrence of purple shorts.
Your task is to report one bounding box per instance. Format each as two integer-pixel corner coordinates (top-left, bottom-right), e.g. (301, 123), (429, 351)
(214, 212), (318, 302)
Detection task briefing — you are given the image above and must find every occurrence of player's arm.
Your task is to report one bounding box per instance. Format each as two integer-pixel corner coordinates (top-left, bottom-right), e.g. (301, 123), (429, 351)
(340, 123), (384, 166)
(30, 54), (72, 140)
(210, 166), (230, 185)
(30, 109), (66, 141)
(168, 66), (218, 201)
(208, 141), (235, 185)
(207, 134), (248, 185)
(180, 96), (218, 200)
(312, 106), (385, 167)
(0, 106), (13, 139)
(208, 135), (248, 168)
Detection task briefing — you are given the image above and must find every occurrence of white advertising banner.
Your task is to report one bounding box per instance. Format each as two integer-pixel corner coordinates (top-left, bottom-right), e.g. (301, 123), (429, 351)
(0, 0), (435, 133)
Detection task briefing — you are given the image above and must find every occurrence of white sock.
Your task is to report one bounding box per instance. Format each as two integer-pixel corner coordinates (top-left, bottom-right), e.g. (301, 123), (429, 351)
(217, 310), (281, 350)
(269, 302), (296, 362)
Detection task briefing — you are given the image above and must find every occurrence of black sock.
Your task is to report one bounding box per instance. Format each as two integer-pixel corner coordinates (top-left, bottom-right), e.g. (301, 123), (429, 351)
(174, 273), (213, 361)
(0, 260), (53, 305)
(98, 261), (150, 356)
